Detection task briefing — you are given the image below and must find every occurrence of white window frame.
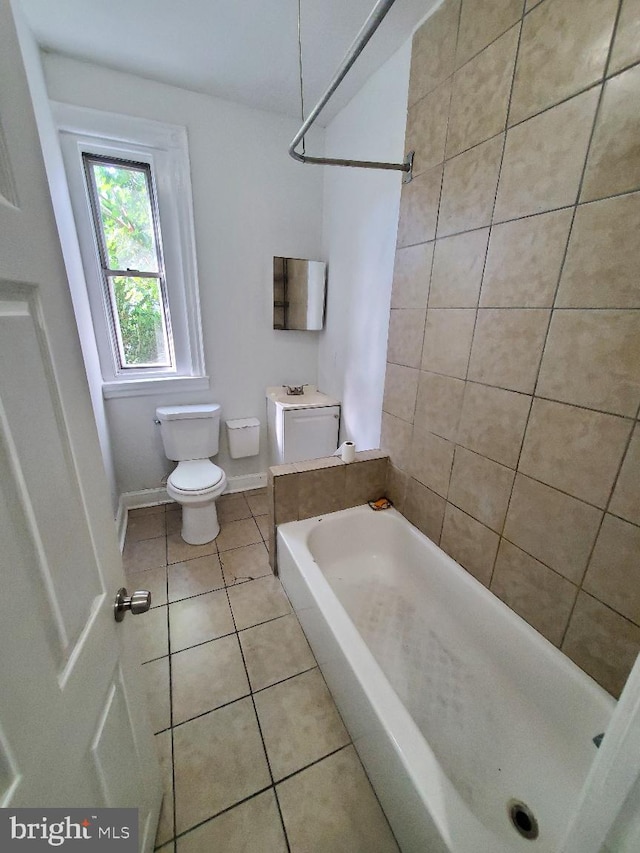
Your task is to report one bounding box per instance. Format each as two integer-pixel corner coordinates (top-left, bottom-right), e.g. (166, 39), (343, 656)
(54, 103), (208, 398)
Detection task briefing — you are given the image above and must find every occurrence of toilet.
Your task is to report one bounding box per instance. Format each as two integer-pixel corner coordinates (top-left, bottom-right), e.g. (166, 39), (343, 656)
(156, 403), (227, 545)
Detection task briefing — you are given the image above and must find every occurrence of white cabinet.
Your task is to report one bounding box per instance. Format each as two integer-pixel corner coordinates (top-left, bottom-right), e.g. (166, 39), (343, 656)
(281, 405), (340, 463)
(266, 386), (341, 465)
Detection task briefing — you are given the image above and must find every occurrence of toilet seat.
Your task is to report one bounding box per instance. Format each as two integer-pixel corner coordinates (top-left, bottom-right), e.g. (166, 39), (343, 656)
(168, 459), (224, 495)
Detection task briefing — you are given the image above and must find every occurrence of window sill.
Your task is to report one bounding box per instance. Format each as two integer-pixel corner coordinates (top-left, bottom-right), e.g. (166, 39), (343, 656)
(102, 375), (210, 399)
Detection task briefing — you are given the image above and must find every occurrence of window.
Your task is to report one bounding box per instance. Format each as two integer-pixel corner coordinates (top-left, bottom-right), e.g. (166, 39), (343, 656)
(55, 105), (207, 397)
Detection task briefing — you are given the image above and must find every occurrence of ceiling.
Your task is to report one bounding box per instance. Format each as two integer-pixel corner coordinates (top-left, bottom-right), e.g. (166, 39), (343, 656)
(19, 0), (438, 124)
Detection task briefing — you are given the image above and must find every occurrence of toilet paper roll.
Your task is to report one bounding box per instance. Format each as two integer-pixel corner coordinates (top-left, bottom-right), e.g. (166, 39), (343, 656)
(334, 440), (356, 463)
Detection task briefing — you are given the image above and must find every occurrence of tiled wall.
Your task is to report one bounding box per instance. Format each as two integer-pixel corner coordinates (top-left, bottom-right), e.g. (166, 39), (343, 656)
(267, 451), (389, 567)
(382, 0), (640, 697)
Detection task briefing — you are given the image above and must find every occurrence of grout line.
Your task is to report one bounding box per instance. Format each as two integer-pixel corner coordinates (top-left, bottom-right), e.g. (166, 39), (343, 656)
(171, 785), (274, 844)
(274, 743), (352, 787)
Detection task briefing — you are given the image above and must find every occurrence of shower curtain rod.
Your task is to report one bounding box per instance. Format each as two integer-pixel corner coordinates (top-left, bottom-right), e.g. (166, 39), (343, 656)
(288, 0), (414, 183)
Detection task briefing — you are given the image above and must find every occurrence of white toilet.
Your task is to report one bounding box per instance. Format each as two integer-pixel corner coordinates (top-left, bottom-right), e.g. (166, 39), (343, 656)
(156, 403), (227, 545)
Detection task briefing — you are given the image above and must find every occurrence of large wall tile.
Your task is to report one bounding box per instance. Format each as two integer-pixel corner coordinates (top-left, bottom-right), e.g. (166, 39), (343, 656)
(447, 26), (518, 157)
(429, 228), (489, 308)
(536, 310), (640, 417)
(405, 80), (452, 176)
(510, 0), (617, 125)
(404, 477), (446, 542)
(345, 458), (388, 508)
(494, 87), (599, 221)
(518, 399), (632, 507)
(385, 464), (408, 511)
(408, 0), (461, 106)
(456, 0), (523, 68)
(382, 362), (419, 422)
(557, 192), (640, 308)
(480, 208), (572, 307)
(491, 540), (577, 646)
(467, 308), (550, 393)
(386, 308), (426, 368)
(414, 371), (465, 442)
(409, 427), (455, 498)
(609, 424), (640, 526)
(562, 592), (640, 697)
(581, 65), (640, 202)
(503, 474), (603, 582)
(421, 308), (476, 378)
(380, 412), (413, 471)
(297, 466), (346, 520)
(584, 514), (640, 626)
(390, 243), (433, 310)
(609, 0), (640, 75)
(438, 135), (503, 235)
(397, 164), (443, 247)
(440, 504), (499, 586)
(457, 382), (531, 467)
(448, 445), (515, 531)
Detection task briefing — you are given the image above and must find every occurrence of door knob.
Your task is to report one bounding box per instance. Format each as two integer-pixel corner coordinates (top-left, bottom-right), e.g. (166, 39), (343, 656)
(114, 587), (151, 622)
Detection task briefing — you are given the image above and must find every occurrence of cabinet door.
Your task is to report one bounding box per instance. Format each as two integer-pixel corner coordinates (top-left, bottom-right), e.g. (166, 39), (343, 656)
(283, 406), (340, 463)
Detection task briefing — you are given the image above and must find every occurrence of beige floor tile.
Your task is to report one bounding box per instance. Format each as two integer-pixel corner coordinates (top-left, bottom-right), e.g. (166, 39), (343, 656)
(173, 697), (271, 835)
(166, 510), (182, 535)
(169, 588), (234, 652)
(247, 492), (269, 516)
(239, 614), (316, 692)
(167, 532), (217, 564)
(217, 493), (252, 523)
(277, 745), (399, 853)
(228, 575), (292, 630)
(176, 790), (287, 853)
(167, 553), (224, 603)
(123, 536), (166, 574)
(125, 565), (167, 609)
(256, 515), (270, 540)
(255, 668), (350, 781)
(216, 518), (263, 553)
(125, 511), (166, 544)
(609, 0), (640, 75)
(171, 634), (250, 725)
(131, 605), (168, 663)
(154, 730), (174, 847)
(220, 542), (272, 585)
(142, 657), (171, 733)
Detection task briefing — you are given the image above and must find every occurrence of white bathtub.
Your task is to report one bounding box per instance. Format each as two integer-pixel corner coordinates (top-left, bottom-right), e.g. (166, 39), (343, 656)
(277, 505), (615, 853)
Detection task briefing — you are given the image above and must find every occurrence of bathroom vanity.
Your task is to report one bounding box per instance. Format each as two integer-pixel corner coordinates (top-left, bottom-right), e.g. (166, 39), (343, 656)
(266, 385), (340, 464)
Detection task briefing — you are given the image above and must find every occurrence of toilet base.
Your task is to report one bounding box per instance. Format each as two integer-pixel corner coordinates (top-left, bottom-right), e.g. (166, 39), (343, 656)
(181, 499), (220, 545)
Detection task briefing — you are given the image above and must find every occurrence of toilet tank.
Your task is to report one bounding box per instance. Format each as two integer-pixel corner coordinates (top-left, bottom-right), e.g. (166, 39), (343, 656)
(156, 404), (221, 461)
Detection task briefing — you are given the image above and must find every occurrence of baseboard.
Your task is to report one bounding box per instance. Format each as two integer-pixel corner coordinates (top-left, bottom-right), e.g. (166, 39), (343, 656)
(224, 472), (268, 493)
(117, 474), (267, 550)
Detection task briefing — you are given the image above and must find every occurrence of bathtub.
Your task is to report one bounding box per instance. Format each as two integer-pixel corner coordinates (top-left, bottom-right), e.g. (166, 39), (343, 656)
(277, 505), (615, 853)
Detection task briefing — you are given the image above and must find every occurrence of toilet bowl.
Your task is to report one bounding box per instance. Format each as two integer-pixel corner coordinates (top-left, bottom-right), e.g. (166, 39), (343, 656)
(155, 403), (227, 545)
(166, 459), (227, 545)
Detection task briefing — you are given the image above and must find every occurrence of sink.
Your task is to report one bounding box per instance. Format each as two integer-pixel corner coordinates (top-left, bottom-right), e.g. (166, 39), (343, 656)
(266, 385), (340, 409)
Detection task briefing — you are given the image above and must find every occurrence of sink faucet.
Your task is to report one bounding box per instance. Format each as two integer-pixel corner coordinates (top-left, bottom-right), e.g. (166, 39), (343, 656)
(284, 384), (306, 395)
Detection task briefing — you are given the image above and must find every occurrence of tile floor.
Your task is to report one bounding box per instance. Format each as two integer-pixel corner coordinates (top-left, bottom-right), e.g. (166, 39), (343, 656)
(123, 489), (399, 853)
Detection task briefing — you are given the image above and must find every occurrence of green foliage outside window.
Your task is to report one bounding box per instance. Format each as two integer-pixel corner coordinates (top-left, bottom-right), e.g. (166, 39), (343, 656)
(92, 162), (170, 367)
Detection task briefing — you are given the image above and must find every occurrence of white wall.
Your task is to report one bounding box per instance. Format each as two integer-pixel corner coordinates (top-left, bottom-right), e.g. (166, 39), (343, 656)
(319, 42), (411, 451)
(42, 53), (325, 496)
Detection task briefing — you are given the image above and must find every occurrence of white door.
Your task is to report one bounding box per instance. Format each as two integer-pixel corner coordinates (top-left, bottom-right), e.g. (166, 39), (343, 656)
(283, 406), (340, 463)
(0, 1), (161, 847)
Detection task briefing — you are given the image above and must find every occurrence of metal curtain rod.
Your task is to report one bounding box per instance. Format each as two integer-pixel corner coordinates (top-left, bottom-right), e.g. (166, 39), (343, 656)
(289, 0), (414, 182)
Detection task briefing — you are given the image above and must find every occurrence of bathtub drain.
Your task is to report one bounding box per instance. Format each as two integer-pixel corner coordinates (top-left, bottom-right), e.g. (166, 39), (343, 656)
(508, 800), (539, 840)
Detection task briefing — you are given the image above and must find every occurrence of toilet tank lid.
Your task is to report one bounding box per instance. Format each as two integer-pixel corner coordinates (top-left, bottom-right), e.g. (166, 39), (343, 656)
(226, 418), (260, 429)
(156, 403), (221, 421)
